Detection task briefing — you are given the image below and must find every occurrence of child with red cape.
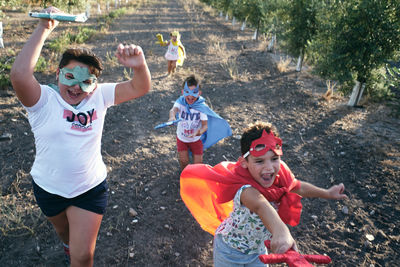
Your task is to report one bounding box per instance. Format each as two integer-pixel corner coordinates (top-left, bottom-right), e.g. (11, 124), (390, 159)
(180, 121), (348, 266)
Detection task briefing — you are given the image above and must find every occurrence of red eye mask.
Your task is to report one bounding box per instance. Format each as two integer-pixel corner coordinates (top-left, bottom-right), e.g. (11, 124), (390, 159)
(243, 130), (283, 158)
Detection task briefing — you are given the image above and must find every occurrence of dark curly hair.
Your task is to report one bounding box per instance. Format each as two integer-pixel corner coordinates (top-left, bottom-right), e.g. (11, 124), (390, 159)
(59, 48), (103, 77)
(182, 74), (201, 89)
(240, 121), (280, 156)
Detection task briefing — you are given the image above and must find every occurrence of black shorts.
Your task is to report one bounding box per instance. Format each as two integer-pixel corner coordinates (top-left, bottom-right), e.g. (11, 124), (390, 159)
(32, 179), (109, 217)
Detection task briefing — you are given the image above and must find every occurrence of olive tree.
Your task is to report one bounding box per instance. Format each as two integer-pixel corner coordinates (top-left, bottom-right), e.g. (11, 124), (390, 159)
(279, 0), (317, 71)
(311, 0), (400, 106)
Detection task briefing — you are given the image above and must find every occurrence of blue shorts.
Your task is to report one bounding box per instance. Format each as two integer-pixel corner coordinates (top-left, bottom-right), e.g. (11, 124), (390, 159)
(32, 179), (109, 217)
(213, 234), (267, 267)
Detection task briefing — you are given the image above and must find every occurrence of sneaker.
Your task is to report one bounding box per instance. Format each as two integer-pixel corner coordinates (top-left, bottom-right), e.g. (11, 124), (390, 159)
(63, 243), (70, 266)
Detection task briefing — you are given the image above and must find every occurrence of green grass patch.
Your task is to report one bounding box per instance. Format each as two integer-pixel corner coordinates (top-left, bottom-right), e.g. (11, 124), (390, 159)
(0, 55), (15, 90)
(48, 31), (71, 53)
(48, 26), (97, 52)
(71, 27), (97, 44)
(34, 56), (48, 73)
(98, 8), (127, 27)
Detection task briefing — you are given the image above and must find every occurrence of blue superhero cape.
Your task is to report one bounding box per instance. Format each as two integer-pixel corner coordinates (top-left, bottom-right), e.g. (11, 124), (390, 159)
(176, 96), (232, 150)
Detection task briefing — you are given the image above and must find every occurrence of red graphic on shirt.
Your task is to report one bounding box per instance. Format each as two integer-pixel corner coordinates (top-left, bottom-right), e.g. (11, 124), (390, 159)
(184, 129), (194, 136)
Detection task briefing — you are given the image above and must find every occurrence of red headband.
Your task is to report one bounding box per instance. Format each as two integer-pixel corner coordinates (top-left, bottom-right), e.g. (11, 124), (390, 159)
(243, 129), (283, 158)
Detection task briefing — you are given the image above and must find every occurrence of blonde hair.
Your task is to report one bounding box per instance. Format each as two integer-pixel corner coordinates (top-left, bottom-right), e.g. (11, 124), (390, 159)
(170, 31), (180, 39)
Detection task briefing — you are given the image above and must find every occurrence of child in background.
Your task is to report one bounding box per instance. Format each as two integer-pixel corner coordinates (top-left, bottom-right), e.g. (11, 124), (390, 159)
(156, 31), (186, 75)
(10, 6), (151, 266)
(180, 121), (348, 267)
(168, 75), (231, 170)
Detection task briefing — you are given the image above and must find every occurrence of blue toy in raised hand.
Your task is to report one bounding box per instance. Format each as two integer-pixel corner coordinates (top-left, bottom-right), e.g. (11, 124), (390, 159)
(154, 119), (182, 129)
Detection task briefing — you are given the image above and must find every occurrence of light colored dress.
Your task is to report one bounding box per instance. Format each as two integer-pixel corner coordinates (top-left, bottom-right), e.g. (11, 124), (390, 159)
(165, 41), (179, 61)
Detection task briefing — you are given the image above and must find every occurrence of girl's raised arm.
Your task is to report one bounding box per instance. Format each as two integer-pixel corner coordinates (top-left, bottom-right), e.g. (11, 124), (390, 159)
(10, 7), (60, 107)
(114, 44), (151, 105)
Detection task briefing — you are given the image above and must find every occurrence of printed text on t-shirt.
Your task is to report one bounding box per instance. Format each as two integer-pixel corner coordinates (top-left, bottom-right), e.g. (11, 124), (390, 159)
(63, 109), (97, 132)
(180, 110), (200, 120)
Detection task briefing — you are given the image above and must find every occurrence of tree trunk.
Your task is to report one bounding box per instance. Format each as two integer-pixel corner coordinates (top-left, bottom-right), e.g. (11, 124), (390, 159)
(0, 22), (3, 48)
(267, 34), (276, 52)
(252, 29), (258, 40)
(241, 21), (246, 31)
(232, 17), (236, 26)
(296, 50), (304, 72)
(256, 19), (260, 41)
(67, 0), (73, 13)
(86, 4), (91, 18)
(225, 14), (229, 21)
(347, 81), (365, 106)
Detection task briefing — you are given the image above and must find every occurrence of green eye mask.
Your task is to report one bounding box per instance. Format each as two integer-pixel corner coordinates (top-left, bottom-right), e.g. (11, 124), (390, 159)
(59, 66), (98, 93)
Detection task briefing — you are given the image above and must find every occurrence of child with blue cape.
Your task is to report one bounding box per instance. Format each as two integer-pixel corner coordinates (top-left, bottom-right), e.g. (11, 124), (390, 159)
(168, 75), (232, 170)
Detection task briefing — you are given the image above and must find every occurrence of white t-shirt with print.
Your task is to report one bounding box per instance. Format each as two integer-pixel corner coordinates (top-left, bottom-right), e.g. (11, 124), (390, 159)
(24, 83), (116, 198)
(215, 185), (272, 255)
(173, 101), (207, 143)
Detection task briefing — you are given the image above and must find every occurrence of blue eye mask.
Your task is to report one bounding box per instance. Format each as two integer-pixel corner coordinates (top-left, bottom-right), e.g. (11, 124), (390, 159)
(183, 82), (199, 97)
(59, 66), (98, 93)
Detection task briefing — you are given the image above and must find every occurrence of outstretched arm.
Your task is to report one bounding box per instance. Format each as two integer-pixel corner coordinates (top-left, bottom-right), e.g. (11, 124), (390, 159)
(114, 44), (151, 105)
(241, 187), (298, 254)
(155, 33), (168, 46)
(10, 7), (60, 107)
(292, 182), (348, 200)
(168, 106), (179, 121)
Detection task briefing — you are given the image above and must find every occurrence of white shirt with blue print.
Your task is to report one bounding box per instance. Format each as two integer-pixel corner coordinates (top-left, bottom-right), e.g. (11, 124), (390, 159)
(173, 101), (207, 143)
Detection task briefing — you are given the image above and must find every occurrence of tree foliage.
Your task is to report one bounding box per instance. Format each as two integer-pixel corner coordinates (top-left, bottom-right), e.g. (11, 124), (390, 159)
(279, 0), (317, 58)
(311, 0), (400, 86)
(201, 0), (400, 105)
(0, 0), (86, 11)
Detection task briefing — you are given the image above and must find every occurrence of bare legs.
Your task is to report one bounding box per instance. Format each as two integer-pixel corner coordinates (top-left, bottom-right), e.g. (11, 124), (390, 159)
(48, 210), (69, 244)
(178, 151), (203, 171)
(167, 60), (177, 75)
(47, 206), (103, 267)
(178, 151), (189, 170)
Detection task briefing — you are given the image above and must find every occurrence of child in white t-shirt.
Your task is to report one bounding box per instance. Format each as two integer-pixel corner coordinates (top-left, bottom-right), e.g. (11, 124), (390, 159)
(10, 6), (151, 266)
(168, 75), (208, 170)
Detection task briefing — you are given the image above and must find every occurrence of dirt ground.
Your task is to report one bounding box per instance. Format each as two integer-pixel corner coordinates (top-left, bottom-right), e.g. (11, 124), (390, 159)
(1, 0), (399, 266)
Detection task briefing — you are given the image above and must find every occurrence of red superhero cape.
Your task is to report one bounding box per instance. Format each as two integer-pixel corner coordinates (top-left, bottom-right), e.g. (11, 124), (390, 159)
(180, 160), (302, 235)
